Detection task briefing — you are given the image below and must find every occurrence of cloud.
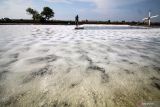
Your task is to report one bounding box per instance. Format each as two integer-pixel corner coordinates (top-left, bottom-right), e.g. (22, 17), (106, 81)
(93, 0), (147, 8)
(44, 0), (71, 4)
(0, 0), (34, 19)
(44, 0), (149, 15)
(45, 0), (148, 9)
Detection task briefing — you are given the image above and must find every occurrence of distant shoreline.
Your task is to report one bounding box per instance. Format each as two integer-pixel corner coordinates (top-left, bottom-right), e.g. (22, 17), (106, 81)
(0, 23), (130, 25)
(1, 23), (160, 28)
(0, 19), (160, 27)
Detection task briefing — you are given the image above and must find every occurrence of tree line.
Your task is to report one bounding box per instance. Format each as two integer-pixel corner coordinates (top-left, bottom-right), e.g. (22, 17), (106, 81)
(26, 7), (54, 21)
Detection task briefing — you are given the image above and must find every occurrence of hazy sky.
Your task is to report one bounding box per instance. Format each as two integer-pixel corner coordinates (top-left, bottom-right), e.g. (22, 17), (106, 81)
(0, 0), (160, 22)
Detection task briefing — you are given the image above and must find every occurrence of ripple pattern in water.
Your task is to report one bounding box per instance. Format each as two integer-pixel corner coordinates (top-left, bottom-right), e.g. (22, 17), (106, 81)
(0, 25), (160, 107)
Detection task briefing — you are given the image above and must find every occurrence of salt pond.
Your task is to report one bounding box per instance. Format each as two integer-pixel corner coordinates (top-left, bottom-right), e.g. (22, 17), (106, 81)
(0, 25), (160, 107)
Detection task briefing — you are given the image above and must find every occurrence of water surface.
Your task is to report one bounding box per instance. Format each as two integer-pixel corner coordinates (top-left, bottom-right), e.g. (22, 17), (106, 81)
(0, 25), (160, 107)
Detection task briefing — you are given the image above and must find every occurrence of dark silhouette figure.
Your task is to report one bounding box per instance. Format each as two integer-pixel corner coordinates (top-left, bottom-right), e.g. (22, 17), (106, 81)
(75, 15), (79, 27)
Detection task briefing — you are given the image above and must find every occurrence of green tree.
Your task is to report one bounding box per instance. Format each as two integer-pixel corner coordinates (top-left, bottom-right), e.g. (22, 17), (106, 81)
(41, 7), (54, 20)
(26, 8), (40, 21)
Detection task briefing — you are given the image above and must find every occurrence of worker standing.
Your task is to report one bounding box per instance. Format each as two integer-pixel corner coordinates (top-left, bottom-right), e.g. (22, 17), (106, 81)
(75, 15), (79, 28)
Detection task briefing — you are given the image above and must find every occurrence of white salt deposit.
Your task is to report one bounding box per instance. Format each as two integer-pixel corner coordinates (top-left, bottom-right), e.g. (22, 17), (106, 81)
(0, 25), (160, 107)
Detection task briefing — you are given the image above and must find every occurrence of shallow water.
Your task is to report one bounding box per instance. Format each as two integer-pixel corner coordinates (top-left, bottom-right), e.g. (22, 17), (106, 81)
(0, 25), (160, 107)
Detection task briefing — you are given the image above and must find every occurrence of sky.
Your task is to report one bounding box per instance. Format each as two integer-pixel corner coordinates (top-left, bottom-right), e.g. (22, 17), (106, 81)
(0, 0), (160, 22)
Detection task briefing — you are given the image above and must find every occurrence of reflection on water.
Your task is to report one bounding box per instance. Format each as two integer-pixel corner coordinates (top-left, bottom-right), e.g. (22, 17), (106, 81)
(0, 25), (160, 107)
